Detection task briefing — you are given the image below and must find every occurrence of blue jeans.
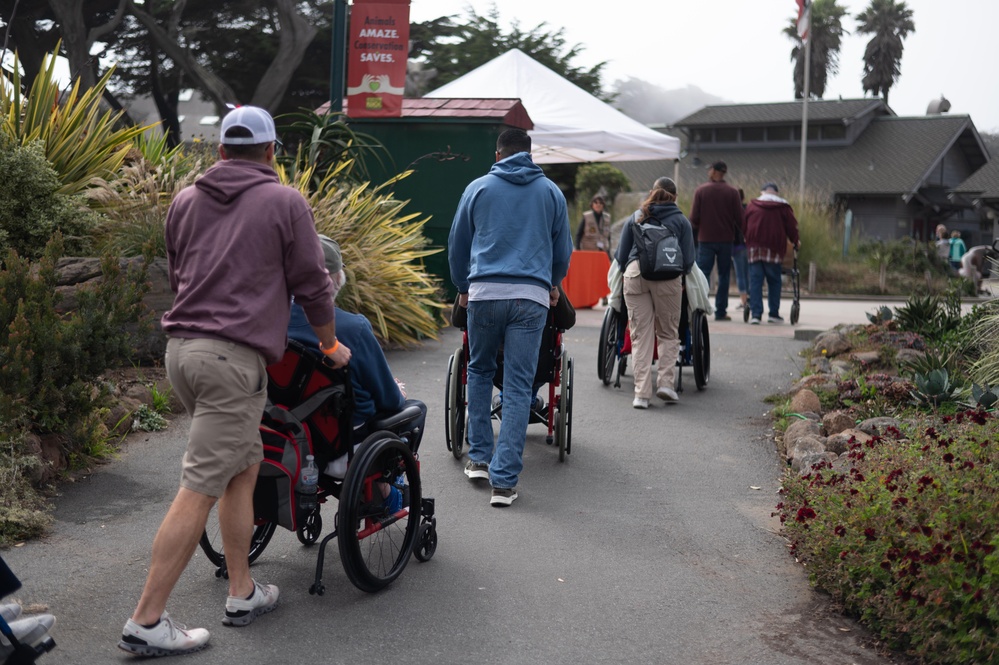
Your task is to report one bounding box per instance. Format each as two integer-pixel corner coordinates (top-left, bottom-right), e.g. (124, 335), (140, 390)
(732, 245), (748, 294)
(696, 242), (733, 318)
(466, 299), (547, 489)
(749, 261), (782, 320)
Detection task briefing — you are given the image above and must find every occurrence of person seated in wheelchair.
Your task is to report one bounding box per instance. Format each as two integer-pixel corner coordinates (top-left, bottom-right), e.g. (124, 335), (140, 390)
(453, 284), (575, 421)
(287, 236), (427, 492)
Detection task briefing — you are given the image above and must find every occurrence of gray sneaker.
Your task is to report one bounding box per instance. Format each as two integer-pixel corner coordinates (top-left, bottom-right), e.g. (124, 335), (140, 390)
(0, 602), (22, 623)
(223, 580), (279, 627)
(1, 614), (55, 657)
(490, 487), (518, 507)
(464, 460), (489, 480)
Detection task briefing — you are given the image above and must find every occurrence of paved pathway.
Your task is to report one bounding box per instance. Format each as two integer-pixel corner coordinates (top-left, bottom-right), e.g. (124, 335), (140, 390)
(4, 298), (907, 664)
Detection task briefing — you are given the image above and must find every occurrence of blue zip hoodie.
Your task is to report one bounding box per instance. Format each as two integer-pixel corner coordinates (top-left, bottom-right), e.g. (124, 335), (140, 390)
(448, 152), (572, 293)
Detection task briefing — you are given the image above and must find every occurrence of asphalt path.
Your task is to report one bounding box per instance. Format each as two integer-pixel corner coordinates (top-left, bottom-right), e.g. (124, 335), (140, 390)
(4, 302), (902, 664)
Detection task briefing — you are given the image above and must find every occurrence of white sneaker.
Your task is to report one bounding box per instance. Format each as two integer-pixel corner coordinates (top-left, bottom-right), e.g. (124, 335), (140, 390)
(750, 317), (761, 325)
(656, 387), (679, 403)
(119, 612), (208, 657)
(632, 397), (650, 409)
(0, 602), (22, 623)
(223, 580), (279, 627)
(1, 614), (56, 658)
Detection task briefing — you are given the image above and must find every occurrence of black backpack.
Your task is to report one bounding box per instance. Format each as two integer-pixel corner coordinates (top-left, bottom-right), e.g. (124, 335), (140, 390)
(632, 216), (683, 281)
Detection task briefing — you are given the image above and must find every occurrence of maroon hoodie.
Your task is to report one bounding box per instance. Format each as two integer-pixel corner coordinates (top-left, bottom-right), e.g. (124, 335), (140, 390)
(162, 159), (335, 363)
(743, 195), (800, 262)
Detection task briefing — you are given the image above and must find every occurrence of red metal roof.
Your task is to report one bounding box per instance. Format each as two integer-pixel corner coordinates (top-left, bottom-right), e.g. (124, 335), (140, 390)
(316, 98), (533, 129)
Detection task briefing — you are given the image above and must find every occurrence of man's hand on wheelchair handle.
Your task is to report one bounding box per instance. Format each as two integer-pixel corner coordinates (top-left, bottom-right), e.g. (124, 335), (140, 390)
(549, 286), (560, 307)
(458, 292), (469, 308)
(325, 342), (351, 368)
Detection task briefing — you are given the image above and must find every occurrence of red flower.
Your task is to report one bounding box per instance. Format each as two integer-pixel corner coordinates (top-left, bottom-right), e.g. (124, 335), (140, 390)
(795, 507), (817, 522)
(864, 528), (877, 541)
(834, 525), (846, 537)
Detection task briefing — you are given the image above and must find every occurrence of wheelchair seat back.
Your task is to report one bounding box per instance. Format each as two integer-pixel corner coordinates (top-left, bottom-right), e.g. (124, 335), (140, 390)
(266, 339), (354, 469)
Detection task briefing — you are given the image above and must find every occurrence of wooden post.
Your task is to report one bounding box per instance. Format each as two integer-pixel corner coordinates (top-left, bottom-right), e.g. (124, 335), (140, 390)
(879, 263), (887, 293)
(808, 262), (816, 294)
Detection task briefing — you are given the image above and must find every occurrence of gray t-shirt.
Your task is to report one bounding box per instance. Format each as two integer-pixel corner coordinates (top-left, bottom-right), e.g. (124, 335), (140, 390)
(468, 282), (549, 308)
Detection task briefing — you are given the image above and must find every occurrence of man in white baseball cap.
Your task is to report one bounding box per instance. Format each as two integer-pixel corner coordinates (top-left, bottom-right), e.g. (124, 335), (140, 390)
(120, 105), (350, 657)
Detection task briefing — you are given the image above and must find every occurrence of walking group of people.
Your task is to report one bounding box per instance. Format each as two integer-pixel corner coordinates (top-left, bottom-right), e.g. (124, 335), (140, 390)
(935, 223), (994, 294)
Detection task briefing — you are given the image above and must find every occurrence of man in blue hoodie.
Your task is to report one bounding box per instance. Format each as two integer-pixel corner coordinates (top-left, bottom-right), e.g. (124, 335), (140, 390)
(448, 128), (573, 507)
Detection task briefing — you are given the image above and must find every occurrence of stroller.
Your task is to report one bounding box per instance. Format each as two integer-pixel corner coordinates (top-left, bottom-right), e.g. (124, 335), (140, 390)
(198, 340), (437, 597)
(598, 264), (710, 393)
(445, 298), (576, 462)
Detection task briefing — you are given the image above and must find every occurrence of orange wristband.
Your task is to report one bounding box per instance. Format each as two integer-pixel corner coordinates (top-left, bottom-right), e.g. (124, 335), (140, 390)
(320, 339), (340, 356)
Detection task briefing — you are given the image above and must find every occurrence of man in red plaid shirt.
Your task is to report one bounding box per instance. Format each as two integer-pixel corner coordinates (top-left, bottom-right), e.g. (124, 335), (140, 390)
(743, 182), (800, 324)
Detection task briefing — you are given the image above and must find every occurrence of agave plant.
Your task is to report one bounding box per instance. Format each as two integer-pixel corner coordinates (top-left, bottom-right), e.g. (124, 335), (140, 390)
(969, 382), (998, 410)
(867, 305), (894, 325)
(0, 45), (151, 196)
(893, 294), (939, 334)
(910, 368), (958, 407)
(281, 162), (444, 346)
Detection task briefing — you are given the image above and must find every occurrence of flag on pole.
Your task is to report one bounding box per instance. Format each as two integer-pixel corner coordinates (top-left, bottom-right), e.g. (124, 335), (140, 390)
(796, 0), (810, 39)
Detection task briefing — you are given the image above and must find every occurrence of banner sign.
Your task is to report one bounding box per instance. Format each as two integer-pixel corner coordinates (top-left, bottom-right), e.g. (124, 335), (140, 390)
(346, 0), (410, 117)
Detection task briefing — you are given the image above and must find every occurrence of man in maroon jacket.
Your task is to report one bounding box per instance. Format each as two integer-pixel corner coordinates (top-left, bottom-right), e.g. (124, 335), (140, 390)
(689, 161), (744, 321)
(119, 106), (351, 657)
(744, 182), (801, 324)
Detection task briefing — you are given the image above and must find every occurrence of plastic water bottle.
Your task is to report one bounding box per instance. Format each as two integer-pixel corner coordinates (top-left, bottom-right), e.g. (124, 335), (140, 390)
(297, 455), (319, 514)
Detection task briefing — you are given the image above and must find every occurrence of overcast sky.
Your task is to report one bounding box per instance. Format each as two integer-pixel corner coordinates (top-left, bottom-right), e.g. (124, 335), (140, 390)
(409, 0), (999, 134)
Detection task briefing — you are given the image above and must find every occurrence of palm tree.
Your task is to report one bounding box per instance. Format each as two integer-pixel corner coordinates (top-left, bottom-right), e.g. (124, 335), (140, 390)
(784, 0), (849, 99)
(856, 0), (915, 105)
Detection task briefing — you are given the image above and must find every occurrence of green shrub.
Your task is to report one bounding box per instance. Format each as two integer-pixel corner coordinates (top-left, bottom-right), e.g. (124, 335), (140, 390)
(574, 163), (631, 205)
(283, 164), (443, 346)
(777, 411), (998, 663)
(0, 134), (99, 260)
(0, 235), (151, 432)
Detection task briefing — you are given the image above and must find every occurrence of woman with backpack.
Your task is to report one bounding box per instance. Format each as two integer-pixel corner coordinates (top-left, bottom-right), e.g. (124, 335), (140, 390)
(615, 177), (696, 409)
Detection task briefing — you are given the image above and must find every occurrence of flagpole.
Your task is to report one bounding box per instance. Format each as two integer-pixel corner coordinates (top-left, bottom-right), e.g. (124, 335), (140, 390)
(798, 16), (811, 204)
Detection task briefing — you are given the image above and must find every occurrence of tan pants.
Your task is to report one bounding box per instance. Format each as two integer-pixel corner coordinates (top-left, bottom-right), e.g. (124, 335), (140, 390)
(623, 260), (683, 400)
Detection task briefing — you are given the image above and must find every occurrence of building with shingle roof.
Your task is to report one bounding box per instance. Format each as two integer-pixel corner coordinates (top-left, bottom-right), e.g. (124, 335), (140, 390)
(617, 99), (993, 246)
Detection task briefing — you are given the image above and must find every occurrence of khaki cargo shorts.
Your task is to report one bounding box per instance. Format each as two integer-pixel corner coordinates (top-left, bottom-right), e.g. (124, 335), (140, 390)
(166, 337), (267, 498)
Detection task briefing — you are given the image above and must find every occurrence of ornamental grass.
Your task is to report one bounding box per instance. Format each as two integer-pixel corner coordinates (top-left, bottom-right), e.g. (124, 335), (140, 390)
(777, 411), (999, 664)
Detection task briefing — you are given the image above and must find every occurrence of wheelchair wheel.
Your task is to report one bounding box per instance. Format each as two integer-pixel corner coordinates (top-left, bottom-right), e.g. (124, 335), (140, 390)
(743, 305), (750, 323)
(790, 301), (800, 326)
(562, 356), (574, 461)
(296, 509), (322, 546)
(444, 345), (466, 459)
(693, 310), (710, 391)
(338, 433), (421, 593)
(199, 505), (276, 574)
(413, 522), (438, 562)
(598, 308), (619, 386)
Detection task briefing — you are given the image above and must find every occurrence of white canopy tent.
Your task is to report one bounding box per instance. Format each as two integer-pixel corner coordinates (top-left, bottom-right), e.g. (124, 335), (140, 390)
(425, 49), (681, 164)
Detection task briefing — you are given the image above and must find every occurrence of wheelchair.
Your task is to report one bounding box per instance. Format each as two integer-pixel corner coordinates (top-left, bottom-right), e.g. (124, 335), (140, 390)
(198, 340), (437, 597)
(598, 275), (710, 393)
(445, 308), (574, 463)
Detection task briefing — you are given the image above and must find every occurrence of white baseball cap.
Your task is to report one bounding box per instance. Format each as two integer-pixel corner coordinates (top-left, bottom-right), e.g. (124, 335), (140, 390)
(220, 106), (277, 145)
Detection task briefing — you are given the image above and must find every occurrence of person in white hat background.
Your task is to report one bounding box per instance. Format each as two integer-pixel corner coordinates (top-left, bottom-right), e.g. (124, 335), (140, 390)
(119, 106), (350, 657)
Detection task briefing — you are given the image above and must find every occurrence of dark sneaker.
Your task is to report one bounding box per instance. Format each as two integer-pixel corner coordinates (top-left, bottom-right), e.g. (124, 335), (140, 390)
(715, 314), (732, 321)
(768, 314), (785, 324)
(490, 487), (518, 507)
(531, 395), (545, 413)
(223, 581), (279, 627)
(464, 460), (489, 480)
(750, 317), (761, 325)
(119, 612), (208, 657)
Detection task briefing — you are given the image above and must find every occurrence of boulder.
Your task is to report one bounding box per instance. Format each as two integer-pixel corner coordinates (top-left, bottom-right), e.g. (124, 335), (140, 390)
(792, 373), (838, 392)
(825, 428), (873, 454)
(810, 356), (832, 374)
(856, 417), (901, 437)
(37, 433), (68, 485)
(830, 360), (853, 377)
(793, 451), (838, 475)
(790, 389), (821, 415)
(789, 435), (827, 462)
(813, 331), (851, 357)
(850, 350), (881, 366)
(822, 410), (855, 437)
(780, 418), (823, 459)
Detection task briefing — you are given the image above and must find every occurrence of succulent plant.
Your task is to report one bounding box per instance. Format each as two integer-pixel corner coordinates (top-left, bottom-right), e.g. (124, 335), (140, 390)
(867, 305), (894, 325)
(970, 382), (998, 410)
(910, 369), (958, 407)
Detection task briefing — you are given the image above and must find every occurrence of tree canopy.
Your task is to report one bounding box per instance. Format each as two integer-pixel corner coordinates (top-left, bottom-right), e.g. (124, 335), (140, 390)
(784, 0), (849, 99)
(408, 4), (609, 101)
(856, 0), (914, 105)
